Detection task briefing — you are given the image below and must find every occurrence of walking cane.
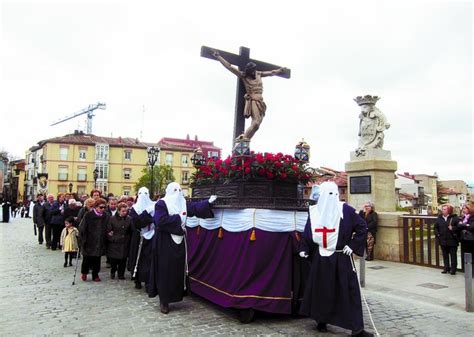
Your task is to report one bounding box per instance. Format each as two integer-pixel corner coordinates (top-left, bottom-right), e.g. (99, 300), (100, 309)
(72, 246), (81, 285)
(33, 223), (37, 236)
(132, 235), (144, 279)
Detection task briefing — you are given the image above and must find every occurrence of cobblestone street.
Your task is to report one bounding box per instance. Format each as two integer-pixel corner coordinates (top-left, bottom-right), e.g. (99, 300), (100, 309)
(1, 218), (473, 336)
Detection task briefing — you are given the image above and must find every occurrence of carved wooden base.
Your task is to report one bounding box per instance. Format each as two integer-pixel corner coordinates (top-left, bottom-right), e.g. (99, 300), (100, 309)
(191, 180), (311, 210)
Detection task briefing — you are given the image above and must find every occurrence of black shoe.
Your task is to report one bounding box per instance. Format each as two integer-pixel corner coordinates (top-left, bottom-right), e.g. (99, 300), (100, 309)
(63, 262), (67, 267)
(160, 303), (169, 314)
(316, 322), (328, 332)
(39, 242), (43, 245)
(450, 271), (456, 275)
(110, 272), (115, 279)
(441, 270), (448, 274)
(69, 262), (73, 267)
(135, 282), (142, 289)
(118, 275), (125, 280)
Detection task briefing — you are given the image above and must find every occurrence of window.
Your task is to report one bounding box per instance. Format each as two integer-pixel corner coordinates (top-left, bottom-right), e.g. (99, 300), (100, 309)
(182, 188), (189, 197)
(58, 185), (67, 193)
(181, 155), (189, 167)
(79, 148), (87, 160)
(123, 187), (131, 196)
(58, 166), (68, 181)
(207, 151), (219, 159)
(77, 167), (87, 181)
(77, 186), (86, 195)
(97, 182), (108, 193)
(124, 168), (131, 180)
(165, 153), (173, 166)
(60, 147), (68, 161)
(95, 163), (109, 179)
(124, 150), (132, 161)
(95, 144), (109, 161)
(182, 171), (189, 184)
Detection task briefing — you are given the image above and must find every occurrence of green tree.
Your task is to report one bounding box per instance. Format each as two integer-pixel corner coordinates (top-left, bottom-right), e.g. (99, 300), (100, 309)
(436, 181), (449, 205)
(135, 165), (175, 198)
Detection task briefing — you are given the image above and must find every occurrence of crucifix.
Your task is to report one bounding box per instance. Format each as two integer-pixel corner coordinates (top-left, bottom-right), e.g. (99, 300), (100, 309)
(314, 226), (336, 248)
(201, 46), (291, 146)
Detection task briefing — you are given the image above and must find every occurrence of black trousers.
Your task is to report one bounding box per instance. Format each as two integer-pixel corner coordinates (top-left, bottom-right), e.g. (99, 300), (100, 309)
(37, 225), (44, 244)
(441, 245), (458, 272)
(64, 252), (74, 264)
(45, 223), (52, 247)
(81, 255), (101, 278)
(109, 257), (127, 277)
(51, 225), (63, 250)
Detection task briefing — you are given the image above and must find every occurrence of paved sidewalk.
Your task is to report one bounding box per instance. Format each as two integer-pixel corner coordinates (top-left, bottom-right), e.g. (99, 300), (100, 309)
(0, 217), (473, 336)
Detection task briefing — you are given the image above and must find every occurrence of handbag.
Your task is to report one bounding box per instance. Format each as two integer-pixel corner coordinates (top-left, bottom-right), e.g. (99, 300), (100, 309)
(461, 229), (474, 242)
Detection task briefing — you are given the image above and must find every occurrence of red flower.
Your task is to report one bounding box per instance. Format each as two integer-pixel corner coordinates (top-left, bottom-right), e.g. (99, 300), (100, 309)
(291, 165), (299, 171)
(275, 161), (282, 169)
(245, 167), (251, 174)
(213, 174), (219, 179)
(266, 172), (274, 179)
(258, 168), (265, 176)
(280, 172), (288, 180)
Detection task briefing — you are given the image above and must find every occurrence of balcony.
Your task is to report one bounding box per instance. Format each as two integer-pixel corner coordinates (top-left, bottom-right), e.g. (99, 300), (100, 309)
(58, 173), (68, 181)
(77, 173), (87, 181)
(182, 179), (189, 185)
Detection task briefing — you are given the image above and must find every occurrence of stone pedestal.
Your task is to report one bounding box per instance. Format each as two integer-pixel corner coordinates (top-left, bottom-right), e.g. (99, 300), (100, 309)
(375, 212), (404, 261)
(345, 149), (397, 212)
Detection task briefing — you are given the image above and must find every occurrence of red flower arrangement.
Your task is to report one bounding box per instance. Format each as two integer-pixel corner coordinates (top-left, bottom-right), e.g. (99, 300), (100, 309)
(190, 152), (315, 186)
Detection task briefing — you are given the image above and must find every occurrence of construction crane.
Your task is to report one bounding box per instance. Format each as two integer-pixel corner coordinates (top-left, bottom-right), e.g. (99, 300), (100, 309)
(50, 102), (106, 134)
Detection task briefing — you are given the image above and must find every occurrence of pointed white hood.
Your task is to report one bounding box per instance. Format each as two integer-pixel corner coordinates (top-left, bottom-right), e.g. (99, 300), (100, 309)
(309, 181), (344, 256)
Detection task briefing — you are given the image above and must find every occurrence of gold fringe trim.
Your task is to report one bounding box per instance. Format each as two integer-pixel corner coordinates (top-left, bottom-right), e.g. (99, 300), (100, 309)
(197, 226), (201, 236)
(218, 227), (223, 239)
(189, 276), (291, 300)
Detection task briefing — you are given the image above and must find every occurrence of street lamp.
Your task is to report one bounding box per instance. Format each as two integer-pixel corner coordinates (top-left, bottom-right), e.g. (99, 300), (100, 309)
(68, 183), (73, 193)
(147, 146), (160, 199)
(191, 147), (206, 167)
(93, 168), (99, 189)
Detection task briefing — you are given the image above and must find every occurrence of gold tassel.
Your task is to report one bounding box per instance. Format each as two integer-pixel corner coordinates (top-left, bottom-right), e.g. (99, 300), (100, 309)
(295, 231), (301, 242)
(197, 226), (201, 236)
(218, 227), (223, 239)
(250, 228), (256, 241)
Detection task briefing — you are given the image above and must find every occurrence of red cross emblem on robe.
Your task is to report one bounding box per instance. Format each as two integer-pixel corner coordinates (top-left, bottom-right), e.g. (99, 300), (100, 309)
(314, 226), (336, 248)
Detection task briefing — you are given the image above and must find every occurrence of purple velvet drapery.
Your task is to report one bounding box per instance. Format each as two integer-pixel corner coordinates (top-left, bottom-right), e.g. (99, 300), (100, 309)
(187, 226), (301, 314)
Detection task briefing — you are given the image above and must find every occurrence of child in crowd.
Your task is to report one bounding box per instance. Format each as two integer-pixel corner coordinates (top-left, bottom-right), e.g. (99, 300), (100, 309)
(60, 216), (79, 267)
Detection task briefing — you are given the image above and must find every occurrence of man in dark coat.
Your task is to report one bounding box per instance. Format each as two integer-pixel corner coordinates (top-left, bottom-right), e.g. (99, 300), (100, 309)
(43, 194), (60, 249)
(434, 204), (459, 274)
(79, 198), (109, 282)
(1, 200), (11, 223)
(33, 194), (46, 244)
(106, 203), (132, 280)
(148, 182), (216, 314)
(299, 182), (373, 337)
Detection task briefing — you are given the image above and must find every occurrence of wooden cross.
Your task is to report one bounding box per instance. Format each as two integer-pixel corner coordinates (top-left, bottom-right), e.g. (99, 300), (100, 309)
(201, 46), (291, 145)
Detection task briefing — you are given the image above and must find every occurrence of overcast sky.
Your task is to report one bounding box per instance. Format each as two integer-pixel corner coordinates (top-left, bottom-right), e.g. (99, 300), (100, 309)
(1, 0), (472, 183)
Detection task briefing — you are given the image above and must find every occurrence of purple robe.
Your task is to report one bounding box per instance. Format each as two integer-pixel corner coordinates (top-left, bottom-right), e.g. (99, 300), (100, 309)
(148, 199), (214, 305)
(299, 203), (367, 332)
(127, 208), (154, 284)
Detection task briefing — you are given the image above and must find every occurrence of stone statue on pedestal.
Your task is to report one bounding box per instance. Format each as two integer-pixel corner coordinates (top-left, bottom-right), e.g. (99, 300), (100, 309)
(354, 95), (390, 157)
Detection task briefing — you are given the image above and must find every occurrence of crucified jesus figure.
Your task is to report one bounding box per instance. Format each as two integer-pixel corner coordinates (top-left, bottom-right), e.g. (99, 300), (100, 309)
(212, 50), (287, 140)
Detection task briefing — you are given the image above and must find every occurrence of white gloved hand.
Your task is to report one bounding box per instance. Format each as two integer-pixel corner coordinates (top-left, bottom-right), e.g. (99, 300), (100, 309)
(299, 251), (309, 258)
(208, 195), (217, 204)
(146, 205), (155, 214)
(342, 245), (353, 256)
(180, 213), (187, 225)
